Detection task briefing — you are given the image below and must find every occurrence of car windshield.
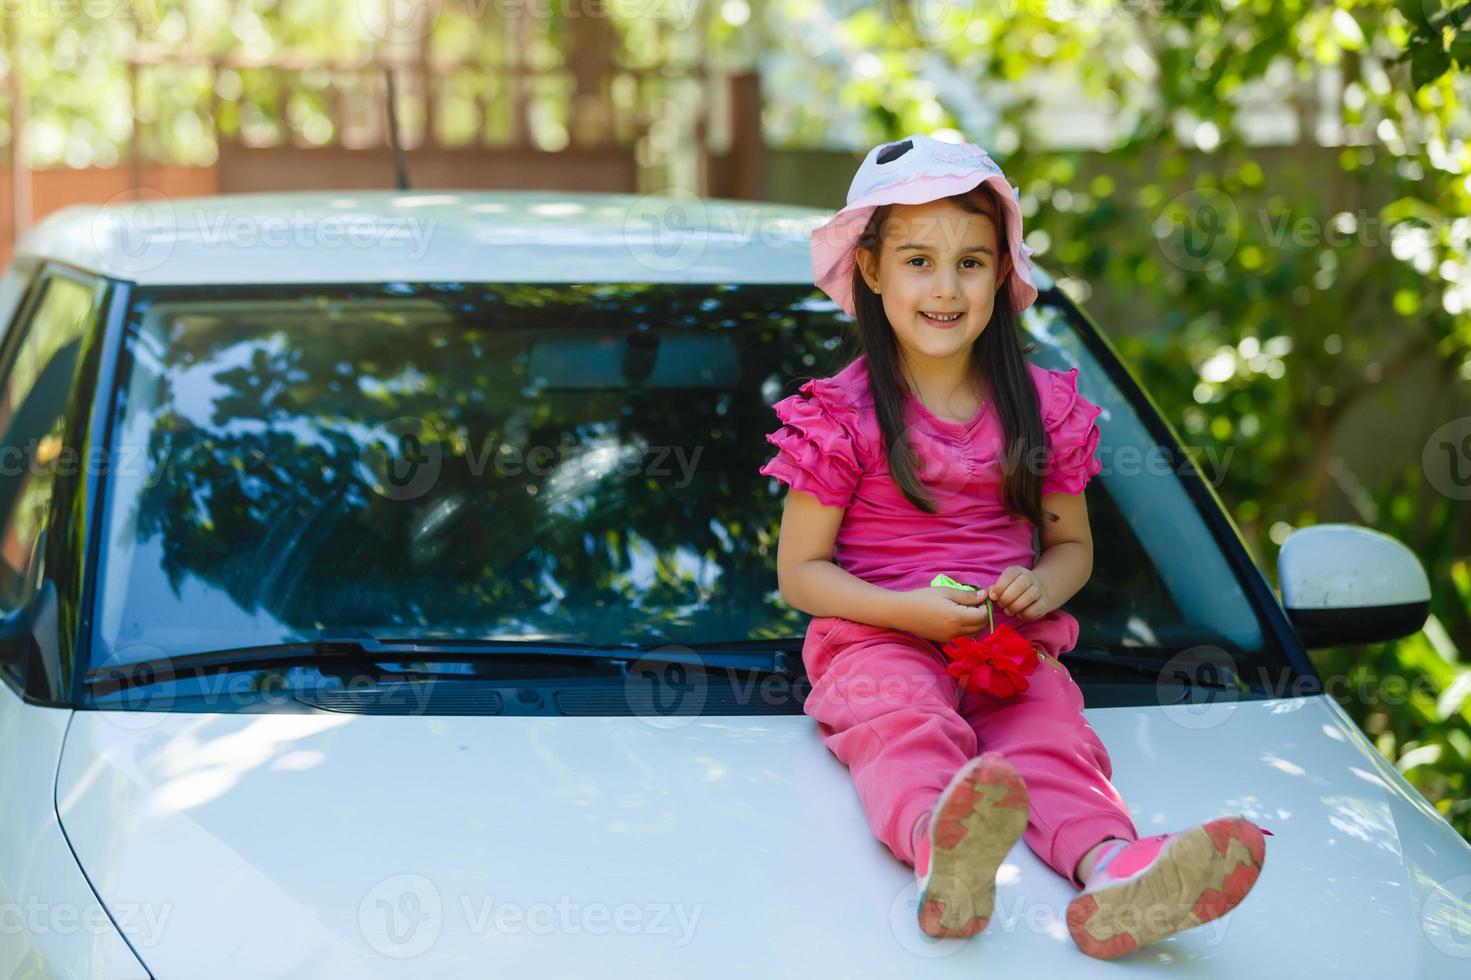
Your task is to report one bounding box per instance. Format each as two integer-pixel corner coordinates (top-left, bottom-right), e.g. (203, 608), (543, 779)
(90, 281), (1282, 682)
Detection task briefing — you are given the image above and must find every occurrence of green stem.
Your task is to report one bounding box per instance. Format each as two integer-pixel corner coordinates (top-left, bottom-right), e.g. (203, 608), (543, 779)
(928, 573), (996, 635)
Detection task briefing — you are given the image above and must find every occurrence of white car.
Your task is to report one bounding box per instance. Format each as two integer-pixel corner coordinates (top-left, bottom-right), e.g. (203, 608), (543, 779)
(0, 190), (1467, 978)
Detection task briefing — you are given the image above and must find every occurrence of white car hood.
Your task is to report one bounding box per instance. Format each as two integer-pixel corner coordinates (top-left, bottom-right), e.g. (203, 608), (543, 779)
(56, 694), (1471, 978)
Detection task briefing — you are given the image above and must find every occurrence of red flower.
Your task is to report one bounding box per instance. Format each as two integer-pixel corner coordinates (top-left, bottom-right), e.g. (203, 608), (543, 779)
(941, 624), (1041, 699)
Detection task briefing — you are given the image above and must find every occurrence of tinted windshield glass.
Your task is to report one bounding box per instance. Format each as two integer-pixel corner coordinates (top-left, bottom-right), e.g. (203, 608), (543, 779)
(95, 283), (844, 668)
(91, 282), (1282, 679)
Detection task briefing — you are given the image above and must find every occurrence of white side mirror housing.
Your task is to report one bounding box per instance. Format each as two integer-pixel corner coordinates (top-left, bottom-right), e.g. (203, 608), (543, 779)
(1278, 523), (1430, 648)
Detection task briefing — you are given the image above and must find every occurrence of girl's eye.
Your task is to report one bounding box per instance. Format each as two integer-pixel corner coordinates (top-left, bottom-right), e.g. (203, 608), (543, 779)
(906, 257), (984, 268)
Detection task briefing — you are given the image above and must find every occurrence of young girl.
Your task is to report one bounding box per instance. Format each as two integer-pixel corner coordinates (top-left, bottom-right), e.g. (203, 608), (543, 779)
(759, 133), (1268, 957)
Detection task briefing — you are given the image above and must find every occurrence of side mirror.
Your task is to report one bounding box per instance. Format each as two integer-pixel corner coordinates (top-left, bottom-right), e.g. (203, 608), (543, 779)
(1278, 523), (1430, 648)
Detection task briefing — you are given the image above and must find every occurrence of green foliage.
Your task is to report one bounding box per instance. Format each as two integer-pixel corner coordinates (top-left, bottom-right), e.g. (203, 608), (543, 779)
(1396, 0), (1471, 87)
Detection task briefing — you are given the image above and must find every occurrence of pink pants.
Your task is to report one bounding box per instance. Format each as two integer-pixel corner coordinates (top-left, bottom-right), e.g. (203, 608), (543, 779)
(802, 615), (1139, 888)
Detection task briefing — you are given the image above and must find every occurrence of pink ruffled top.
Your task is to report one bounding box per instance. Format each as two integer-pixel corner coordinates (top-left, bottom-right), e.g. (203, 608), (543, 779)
(758, 354), (1104, 658)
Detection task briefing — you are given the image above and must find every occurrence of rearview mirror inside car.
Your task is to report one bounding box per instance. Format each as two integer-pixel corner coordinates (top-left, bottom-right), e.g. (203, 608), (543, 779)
(525, 332), (740, 390)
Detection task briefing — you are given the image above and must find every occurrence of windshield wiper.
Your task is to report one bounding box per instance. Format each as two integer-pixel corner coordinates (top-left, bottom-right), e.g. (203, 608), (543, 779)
(1060, 646), (1246, 692)
(84, 635), (804, 695)
(89, 633), (1251, 697)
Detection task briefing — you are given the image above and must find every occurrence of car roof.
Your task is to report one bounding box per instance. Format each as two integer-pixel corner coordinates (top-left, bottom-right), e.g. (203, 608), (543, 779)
(10, 189), (824, 287)
(12, 189), (1056, 291)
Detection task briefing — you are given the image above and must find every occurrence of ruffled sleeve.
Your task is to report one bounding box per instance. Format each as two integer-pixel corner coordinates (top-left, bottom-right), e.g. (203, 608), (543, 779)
(1041, 366), (1103, 496)
(758, 378), (864, 508)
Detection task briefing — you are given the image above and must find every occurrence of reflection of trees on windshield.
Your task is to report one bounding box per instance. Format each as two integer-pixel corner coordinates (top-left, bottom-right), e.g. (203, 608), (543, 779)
(110, 283), (851, 657)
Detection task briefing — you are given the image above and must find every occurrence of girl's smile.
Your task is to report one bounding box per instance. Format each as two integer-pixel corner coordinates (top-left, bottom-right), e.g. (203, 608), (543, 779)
(920, 311), (965, 327)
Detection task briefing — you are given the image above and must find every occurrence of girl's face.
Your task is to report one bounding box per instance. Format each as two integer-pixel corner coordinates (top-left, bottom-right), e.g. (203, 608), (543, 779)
(855, 195), (1013, 375)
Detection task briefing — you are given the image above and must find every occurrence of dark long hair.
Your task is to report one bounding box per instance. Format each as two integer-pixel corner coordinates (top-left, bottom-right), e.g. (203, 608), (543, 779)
(851, 184), (1056, 528)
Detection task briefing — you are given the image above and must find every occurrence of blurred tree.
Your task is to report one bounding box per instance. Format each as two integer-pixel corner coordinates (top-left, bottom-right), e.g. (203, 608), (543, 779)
(0, 0), (702, 165)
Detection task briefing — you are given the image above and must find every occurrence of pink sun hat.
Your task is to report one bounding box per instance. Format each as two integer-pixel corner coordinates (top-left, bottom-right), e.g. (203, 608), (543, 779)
(809, 132), (1038, 319)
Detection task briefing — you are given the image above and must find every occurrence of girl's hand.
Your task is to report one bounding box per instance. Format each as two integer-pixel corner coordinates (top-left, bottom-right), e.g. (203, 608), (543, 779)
(988, 566), (1053, 622)
(895, 586), (992, 643)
